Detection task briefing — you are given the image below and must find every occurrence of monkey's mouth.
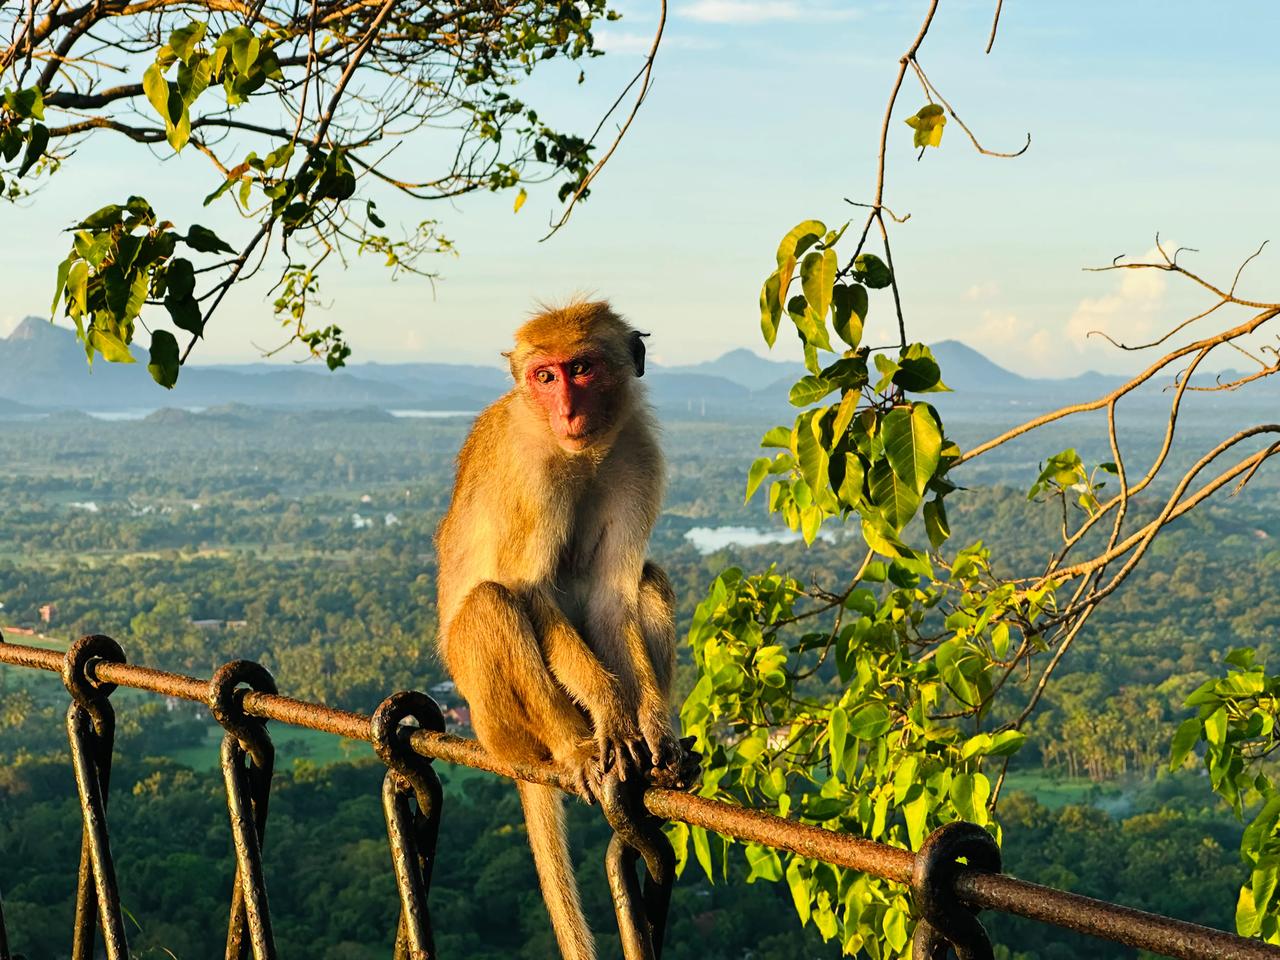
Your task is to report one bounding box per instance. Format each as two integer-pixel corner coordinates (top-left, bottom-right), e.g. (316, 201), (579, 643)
(558, 428), (600, 451)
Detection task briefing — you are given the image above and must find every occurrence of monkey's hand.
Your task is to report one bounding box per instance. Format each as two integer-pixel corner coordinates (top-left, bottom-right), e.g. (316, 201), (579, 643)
(638, 704), (681, 776)
(590, 707), (644, 783)
(558, 739), (606, 804)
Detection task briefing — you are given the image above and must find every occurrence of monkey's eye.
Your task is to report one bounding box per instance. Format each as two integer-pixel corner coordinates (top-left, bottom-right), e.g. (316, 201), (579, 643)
(534, 369), (555, 384)
(569, 359), (592, 377)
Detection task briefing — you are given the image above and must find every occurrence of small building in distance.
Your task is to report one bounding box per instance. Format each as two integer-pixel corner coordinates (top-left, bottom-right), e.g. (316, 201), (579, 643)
(38, 603), (58, 624)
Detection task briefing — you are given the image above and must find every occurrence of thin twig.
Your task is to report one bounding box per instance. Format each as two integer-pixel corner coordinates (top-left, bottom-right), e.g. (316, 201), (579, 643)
(541, 0), (667, 240)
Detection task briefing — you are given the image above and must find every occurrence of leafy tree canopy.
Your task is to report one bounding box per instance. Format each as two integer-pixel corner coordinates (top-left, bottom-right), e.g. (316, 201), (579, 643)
(1, 0), (625, 384)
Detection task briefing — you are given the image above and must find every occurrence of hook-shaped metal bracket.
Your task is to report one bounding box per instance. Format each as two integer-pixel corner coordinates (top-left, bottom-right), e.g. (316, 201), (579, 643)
(600, 773), (675, 960)
(911, 821), (1002, 960)
(371, 691), (446, 960)
(63, 634), (129, 960)
(210, 660), (278, 960)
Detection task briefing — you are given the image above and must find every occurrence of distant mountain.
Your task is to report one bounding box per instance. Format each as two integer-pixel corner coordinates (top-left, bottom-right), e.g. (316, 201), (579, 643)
(2, 316), (1266, 420)
(660, 348), (803, 390)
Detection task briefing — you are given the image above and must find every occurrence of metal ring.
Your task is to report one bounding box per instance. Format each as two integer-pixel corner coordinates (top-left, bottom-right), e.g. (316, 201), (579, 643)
(62, 634), (125, 706)
(911, 820), (1002, 960)
(209, 660), (278, 768)
(371, 690), (444, 789)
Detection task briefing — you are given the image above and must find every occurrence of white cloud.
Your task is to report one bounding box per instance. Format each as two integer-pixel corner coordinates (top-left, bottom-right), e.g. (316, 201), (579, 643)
(972, 309), (1055, 370)
(965, 281), (1000, 301)
(596, 30), (719, 54)
(1065, 248), (1167, 350)
(681, 0), (859, 24)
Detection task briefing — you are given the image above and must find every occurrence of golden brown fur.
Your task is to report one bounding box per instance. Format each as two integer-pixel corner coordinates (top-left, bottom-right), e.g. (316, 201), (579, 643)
(434, 300), (677, 960)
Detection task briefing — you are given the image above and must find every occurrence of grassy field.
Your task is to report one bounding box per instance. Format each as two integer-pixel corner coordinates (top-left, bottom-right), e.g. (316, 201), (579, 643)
(1002, 769), (1132, 811)
(167, 723), (495, 789)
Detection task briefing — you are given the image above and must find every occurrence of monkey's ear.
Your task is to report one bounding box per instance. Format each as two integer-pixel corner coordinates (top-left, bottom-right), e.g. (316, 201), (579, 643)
(501, 349), (517, 380)
(629, 332), (649, 377)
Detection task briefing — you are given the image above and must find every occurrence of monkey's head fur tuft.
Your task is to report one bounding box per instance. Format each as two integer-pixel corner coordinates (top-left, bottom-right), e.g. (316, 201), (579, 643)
(508, 300), (649, 455)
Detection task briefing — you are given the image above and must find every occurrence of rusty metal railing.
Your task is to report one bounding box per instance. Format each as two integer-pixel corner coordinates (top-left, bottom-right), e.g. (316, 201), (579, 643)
(0, 634), (1277, 960)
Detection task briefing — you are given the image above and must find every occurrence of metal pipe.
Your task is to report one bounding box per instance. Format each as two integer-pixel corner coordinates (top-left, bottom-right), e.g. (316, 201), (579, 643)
(2, 640), (1278, 960)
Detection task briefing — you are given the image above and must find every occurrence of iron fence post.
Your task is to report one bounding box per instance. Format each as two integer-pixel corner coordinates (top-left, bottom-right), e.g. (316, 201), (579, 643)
(62, 634), (129, 960)
(210, 660), (279, 960)
(372, 691), (446, 960)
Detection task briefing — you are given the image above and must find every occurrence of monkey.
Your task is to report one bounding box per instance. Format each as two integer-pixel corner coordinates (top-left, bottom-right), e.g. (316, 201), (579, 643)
(433, 299), (680, 960)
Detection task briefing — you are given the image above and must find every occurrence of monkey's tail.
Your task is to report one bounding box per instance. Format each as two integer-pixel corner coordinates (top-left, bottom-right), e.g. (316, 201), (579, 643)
(517, 780), (597, 960)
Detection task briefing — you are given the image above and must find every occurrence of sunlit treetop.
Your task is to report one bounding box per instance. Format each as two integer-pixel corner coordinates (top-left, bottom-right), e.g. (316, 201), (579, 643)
(0, 0), (625, 385)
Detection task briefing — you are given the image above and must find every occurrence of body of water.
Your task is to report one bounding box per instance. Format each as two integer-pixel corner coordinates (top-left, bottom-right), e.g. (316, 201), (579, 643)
(387, 410), (478, 419)
(684, 525), (837, 554)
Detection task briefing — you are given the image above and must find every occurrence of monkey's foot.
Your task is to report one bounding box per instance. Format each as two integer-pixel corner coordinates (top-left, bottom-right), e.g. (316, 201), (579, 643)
(647, 736), (700, 791)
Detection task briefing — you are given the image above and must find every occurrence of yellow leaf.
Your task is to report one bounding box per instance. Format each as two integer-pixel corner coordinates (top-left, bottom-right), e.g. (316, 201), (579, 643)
(905, 103), (946, 149)
(513, 187), (527, 213)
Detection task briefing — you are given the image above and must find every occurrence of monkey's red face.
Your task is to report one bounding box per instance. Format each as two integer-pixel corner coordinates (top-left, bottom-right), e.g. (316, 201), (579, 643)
(525, 351), (622, 452)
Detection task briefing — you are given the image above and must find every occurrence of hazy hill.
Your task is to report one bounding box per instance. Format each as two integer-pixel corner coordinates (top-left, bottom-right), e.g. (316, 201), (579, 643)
(2, 316), (1269, 419)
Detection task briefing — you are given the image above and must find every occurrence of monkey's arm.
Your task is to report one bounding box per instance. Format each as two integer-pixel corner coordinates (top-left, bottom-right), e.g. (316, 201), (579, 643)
(526, 589), (645, 777)
(586, 573), (679, 772)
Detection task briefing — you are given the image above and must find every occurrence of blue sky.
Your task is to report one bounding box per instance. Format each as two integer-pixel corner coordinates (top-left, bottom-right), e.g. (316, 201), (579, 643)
(3, 1), (1278, 376)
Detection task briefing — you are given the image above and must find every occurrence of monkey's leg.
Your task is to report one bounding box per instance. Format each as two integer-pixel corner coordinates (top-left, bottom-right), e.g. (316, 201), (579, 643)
(525, 588), (644, 777)
(446, 582), (597, 791)
(638, 561), (677, 699)
(587, 571), (679, 775)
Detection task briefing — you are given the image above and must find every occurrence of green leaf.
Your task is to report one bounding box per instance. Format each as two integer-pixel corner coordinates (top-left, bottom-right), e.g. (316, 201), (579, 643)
(164, 258), (196, 300)
(785, 858), (812, 925)
(17, 123), (48, 178)
(800, 248), (837, 325)
(827, 707), (848, 772)
(868, 459), (921, 532)
(776, 220), (826, 266)
(893, 355), (942, 392)
(142, 64), (172, 124)
(893, 756), (920, 805)
(177, 55), (213, 106)
(854, 253), (892, 289)
(905, 103), (947, 148)
(78, 204), (124, 229)
(1205, 707), (1228, 749)
(691, 825), (715, 882)
(794, 410), (829, 500)
(167, 21), (208, 62)
(847, 702), (891, 740)
(950, 772), (990, 822)
(744, 843), (783, 883)
(789, 375), (836, 407)
(51, 257), (72, 315)
(759, 271), (783, 348)
(761, 426), (791, 449)
(831, 391), (858, 441)
(1169, 717), (1202, 771)
(746, 457), (771, 503)
(831, 283), (867, 348)
(903, 790), (929, 849)
(231, 32), (261, 75)
(787, 294), (832, 353)
(147, 330), (181, 388)
(165, 91), (191, 151)
(3, 86), (44, 120)
(66, 260), (89, 317)
(986, 730), (1027, 757)
(89, 328), (136, 363)
(883, 404), (942, 495)
(923, 497), (950, 549)
(837, 453), (864, 510)
(185, 224), (235, 254)
(165, 295), (204, 336)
